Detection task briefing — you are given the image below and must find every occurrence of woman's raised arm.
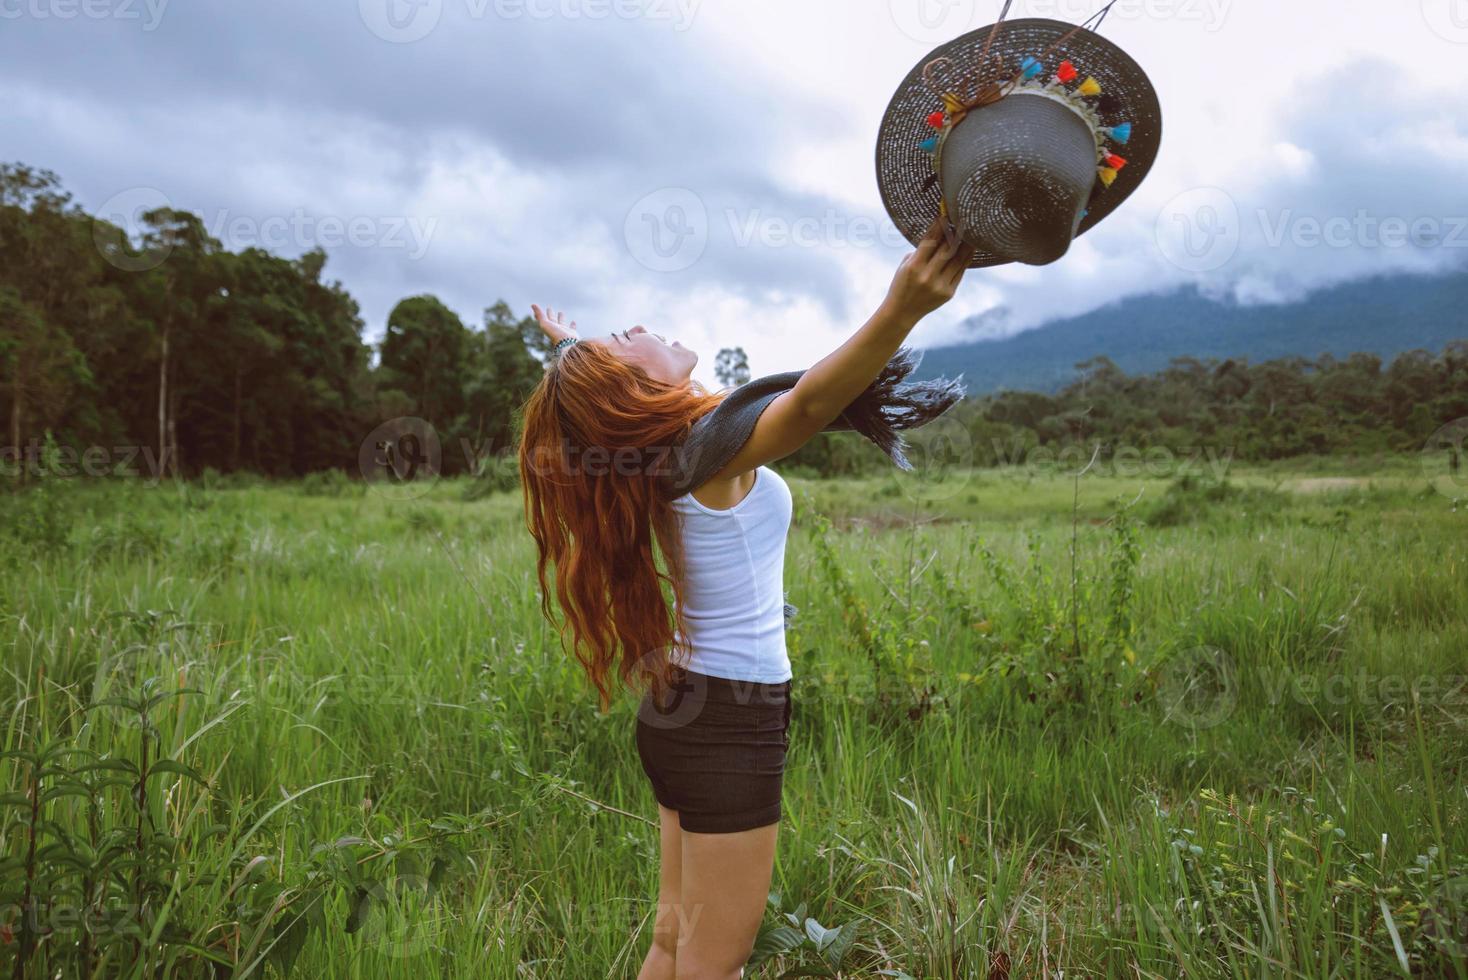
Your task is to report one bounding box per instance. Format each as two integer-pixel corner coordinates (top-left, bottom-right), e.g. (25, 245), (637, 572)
(707, 217), (973, 482)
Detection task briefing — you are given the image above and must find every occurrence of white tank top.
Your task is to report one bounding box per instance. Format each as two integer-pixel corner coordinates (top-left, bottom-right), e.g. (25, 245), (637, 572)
(669, 466), (794, 683)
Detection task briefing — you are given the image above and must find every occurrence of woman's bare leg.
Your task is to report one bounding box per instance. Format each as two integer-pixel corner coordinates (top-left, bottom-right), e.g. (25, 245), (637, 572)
(637, 805), (683, 980)
(674, 822), (779, 980)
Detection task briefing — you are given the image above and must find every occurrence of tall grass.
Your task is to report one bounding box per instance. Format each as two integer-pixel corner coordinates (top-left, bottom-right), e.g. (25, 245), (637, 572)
(1, 464), (1465, 978)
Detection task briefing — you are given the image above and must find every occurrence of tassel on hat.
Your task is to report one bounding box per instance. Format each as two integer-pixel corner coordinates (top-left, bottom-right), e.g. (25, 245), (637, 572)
(1055, 60), (1079, 84)
(1097, 166), (1118, 187)
(919, 136), (939, 153)
(926, 111), (946, 129)
(1020, 56), (1043, 80)
(1104, 122), (1132, 144)
(1078, 77), (1102, 97)
(1104, 153), (1128, 170)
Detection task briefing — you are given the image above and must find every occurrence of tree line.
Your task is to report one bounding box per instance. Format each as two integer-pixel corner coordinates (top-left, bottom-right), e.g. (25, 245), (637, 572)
(953, 346), (1468, 467)
(753, 344), (1468, 479)
(3, 162), (1465, 487)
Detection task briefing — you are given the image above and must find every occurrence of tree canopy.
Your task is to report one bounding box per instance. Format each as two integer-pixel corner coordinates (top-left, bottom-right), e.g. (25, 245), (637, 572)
(1, 164), (540, 480)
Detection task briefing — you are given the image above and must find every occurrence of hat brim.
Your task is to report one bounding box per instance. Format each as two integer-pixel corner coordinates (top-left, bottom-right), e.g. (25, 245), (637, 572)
(876, 18), (1162, 268)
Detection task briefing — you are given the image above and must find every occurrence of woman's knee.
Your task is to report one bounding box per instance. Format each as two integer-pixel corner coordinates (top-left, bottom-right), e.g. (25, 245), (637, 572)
(651, 926), (681, 959)
(651, 899), (684, 956)
(674, 960), (745, 980)
(673, 939), (752, 979)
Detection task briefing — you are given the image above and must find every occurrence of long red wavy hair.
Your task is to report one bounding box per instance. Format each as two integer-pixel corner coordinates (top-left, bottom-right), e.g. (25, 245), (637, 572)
(518, 340), (725, 709)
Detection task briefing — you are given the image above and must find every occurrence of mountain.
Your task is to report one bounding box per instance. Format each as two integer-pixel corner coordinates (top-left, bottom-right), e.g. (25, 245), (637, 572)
(914, 270), (1468, 394)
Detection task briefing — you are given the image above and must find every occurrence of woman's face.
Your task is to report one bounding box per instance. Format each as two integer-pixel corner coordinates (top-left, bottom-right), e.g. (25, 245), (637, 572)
(597, 325), (698, 385)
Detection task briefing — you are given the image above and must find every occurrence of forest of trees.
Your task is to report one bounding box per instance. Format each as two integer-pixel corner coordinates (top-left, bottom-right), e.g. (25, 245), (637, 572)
(0, 163), (552, 482)
(954, 345), (1468, 467)
(3, 162), (1467, 487)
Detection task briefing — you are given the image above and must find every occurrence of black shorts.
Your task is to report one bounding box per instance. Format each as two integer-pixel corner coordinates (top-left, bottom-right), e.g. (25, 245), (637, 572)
(634, 669), (793, 834)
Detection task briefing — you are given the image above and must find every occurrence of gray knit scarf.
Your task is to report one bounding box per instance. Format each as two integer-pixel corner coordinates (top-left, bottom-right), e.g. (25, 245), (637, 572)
(656, 346), (966, 500)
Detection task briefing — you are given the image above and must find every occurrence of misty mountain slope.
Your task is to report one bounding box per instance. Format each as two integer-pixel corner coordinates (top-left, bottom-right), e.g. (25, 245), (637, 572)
(914, 270), (1468, 394)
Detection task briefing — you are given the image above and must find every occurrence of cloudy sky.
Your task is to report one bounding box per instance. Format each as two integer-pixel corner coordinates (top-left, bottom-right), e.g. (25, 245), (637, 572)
(4, 0), (1465, 386)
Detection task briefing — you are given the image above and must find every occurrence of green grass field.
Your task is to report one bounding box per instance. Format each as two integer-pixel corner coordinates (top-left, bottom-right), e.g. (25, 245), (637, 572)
(3, 459), (1466, 978)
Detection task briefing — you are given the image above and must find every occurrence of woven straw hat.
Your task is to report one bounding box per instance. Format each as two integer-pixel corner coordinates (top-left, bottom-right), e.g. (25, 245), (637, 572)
(876, 15), (1162, 267)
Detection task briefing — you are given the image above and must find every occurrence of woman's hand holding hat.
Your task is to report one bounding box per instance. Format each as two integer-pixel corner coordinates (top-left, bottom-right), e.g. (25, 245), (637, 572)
(884, 216), (974, 323)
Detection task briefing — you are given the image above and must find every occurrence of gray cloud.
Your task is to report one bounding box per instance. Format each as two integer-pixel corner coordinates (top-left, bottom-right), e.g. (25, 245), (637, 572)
(1, 0), (871, 339)
(4, 2), (759, 170)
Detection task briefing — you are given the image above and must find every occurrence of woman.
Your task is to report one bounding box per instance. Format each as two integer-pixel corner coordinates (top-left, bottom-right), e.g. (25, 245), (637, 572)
(518, 217), (973, 979)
